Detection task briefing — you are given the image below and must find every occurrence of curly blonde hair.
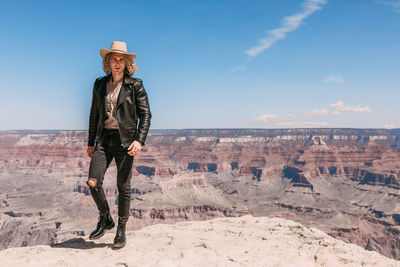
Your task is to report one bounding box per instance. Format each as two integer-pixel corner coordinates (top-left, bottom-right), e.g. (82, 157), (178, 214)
(102, 52), (138, 76)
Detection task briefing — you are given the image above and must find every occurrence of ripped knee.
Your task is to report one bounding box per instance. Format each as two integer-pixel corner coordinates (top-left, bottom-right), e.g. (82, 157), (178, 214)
(87, 178), (101, 192)
(87, 178), (97, 187)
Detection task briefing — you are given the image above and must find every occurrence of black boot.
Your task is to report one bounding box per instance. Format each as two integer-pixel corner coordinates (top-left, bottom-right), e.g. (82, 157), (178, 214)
(112, 219), (127, 249)
(89, 212), (115, 240)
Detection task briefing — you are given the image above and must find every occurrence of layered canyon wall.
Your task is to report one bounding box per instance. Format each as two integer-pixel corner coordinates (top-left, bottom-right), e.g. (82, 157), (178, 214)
(0, 128), (399, 259)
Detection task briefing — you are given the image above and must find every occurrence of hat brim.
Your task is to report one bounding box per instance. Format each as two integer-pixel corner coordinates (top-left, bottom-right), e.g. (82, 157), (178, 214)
(100, 49), (137, 59)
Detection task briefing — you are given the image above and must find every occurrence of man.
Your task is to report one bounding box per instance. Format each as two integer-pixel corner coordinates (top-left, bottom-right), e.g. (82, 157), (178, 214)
(86, 41), (151, 249)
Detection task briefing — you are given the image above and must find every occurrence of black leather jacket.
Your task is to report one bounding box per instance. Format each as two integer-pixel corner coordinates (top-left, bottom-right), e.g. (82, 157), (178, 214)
(88, 73), (152, 149)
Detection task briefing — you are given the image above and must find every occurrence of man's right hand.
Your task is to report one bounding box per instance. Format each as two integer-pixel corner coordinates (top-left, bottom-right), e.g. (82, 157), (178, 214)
(87, 146), (94, 158)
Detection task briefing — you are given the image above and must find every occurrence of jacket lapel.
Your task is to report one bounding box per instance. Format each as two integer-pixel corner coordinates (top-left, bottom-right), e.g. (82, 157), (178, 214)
(116, 75), (134, 109)
(116, 85), (132, 109)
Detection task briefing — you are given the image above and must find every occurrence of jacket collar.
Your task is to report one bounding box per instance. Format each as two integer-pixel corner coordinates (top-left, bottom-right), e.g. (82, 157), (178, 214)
(99, 73), (134, 109)
(103, 73), (135, 85)
(124, 75), (135, 85)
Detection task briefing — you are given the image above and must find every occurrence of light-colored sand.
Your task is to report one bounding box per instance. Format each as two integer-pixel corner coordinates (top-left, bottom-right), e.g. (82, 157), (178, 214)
(0, 215), (399, 267)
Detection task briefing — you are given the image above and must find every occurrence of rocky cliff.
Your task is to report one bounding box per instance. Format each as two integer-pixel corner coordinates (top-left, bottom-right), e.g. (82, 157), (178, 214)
(0, 215), (399, 267)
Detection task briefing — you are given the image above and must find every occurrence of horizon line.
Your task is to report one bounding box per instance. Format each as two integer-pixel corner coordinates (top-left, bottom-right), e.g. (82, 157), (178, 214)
(0, 127), (399, 131)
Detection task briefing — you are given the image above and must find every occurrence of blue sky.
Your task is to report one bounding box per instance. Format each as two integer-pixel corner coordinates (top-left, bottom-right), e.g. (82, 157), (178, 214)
(0, 0), (399, 130)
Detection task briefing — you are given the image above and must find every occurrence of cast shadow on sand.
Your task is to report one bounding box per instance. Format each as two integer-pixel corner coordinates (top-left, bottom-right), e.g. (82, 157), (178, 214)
(50, 237), (111, 250)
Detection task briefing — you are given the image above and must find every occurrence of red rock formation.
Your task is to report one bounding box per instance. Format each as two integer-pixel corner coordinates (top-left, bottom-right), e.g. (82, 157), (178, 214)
(329, 215), (400, 260)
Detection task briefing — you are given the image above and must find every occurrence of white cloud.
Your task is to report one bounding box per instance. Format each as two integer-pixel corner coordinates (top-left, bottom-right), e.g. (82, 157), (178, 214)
(287, 114), (296, 119)
(383, 124), (396, 129)
(322, 74), (344, 84)
(254, 113), (328, 128)
(254, 100), (372, 127)
(277, 121), (329, 127)
(254, 114), (297, 122)
(254, 114), (278, 122)
(245, 0), (327, 57)
(329, 101), (372, 115)
(306, 108), (329, 117)
(230, 65), (247, 72)
(377, 0), (400, 12)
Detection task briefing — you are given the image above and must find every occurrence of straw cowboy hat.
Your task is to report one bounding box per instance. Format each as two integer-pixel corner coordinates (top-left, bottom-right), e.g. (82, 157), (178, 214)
(100, 41), (137, 59)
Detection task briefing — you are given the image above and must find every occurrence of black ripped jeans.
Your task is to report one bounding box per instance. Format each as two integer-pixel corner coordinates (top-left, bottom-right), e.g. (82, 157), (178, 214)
(87, 129), (134, 223)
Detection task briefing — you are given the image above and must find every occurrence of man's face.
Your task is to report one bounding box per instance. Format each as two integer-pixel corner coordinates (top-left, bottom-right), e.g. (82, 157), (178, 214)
(110, 53), (126, 75)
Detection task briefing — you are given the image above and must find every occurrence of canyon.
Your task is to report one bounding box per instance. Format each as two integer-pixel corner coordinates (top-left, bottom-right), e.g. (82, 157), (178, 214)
(0, 128), (399, 260)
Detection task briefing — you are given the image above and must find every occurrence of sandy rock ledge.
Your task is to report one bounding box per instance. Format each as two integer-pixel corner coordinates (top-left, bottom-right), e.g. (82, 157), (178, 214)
(0, 215), (399, 267)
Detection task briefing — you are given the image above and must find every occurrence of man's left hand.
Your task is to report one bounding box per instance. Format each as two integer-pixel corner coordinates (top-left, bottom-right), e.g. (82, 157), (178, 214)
(128, 140), (142, 156)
